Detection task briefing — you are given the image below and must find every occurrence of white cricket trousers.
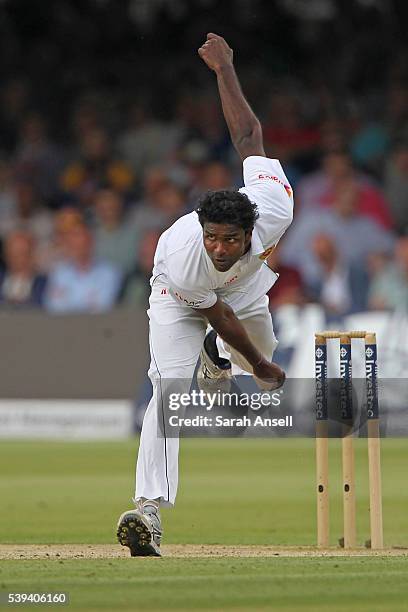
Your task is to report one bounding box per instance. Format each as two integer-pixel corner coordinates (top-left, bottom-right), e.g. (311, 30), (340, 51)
(135, 281), (278, 507)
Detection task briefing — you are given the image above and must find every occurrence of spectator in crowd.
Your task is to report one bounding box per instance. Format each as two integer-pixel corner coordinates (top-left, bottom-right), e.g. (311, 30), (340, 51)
(45, 223), (122, 313)
(318, 117), (348, 155)
(60, 127), (134, 209)
(368, 237), (408, 312)
(0, 78), (29, 154)
(295, 150), (353, 211)
(264, 91), (320, 168)
(13, 112), (64, 205)
(116, 102), (183, 176)
(71, 99), (103, 150)
(310, 233), (369, 315)
(0, 230), (47, 307)
(0, 178), (53, 240)
(281, 176), (395, 292)
(323, 170), (393, 230)
(39, 207), (85, 272)
(350, 111), (389, 176)
(295, 150), (393, 228)
(386, 85), (408, 142)
(187, 160), (234, 204)
(136, 166), (172, 206)
(93, 188), (138, 275)
(175, 141), (212, 196)
(120, 229), (161, 307)
(0, 159), (16, 226)
(200, 161), (233, 191)
(0, 179), (53, 270)
(384, 141), (408, 235)
(191, 94), (231, 161)
(130, 180), (187, 253)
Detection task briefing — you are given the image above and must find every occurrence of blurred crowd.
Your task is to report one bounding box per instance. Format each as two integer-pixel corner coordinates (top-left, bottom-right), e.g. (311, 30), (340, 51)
(0, 0), (407, 318)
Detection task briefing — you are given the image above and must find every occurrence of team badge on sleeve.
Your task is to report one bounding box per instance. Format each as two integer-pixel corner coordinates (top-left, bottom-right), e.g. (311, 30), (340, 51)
(284, 184), (293, 198)
(259, 245), (276, 260)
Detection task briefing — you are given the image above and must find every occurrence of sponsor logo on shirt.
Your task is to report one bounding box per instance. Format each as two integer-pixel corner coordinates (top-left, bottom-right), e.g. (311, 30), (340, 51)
(223, 275), (238, 286)
(258, 174), (292, 198)
(174, 291), (204, 308)
(259, 245), (276, 260)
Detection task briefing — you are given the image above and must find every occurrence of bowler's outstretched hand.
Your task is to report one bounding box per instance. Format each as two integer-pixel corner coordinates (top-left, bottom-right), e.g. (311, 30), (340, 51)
(198, 33), (233, 73)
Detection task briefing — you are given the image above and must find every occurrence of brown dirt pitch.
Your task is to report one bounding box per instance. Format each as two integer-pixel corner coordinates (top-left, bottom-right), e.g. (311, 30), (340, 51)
(0, 544), (407, 560)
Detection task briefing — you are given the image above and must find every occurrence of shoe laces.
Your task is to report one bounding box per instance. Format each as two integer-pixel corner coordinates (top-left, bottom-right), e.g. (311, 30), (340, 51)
(136, 499), (162, 541)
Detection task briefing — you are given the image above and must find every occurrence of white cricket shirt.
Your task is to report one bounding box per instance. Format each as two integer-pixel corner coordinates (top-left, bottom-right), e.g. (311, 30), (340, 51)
(151, 156), (294, 312)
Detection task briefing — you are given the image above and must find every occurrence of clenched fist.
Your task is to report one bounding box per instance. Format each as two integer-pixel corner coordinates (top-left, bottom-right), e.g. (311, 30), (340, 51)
(198, 33), (233, 73)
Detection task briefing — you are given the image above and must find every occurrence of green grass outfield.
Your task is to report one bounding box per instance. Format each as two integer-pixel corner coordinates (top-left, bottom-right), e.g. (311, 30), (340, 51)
(0, 438), (407, 610)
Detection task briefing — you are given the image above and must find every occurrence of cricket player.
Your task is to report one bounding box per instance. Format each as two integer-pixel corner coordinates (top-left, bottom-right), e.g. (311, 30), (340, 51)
(117, 33), (294, 556)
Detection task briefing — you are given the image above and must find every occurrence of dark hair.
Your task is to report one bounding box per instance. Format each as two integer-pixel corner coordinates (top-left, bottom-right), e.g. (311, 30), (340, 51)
(196, 190), (258, 232)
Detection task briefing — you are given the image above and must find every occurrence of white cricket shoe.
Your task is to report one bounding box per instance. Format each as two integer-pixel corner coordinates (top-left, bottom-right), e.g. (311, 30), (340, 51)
(197, 330), (232, 393)
(117, 500), (162, 557)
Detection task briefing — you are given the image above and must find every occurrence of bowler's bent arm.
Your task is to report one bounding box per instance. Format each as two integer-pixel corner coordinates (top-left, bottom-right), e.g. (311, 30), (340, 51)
(199, 299), (284, 385)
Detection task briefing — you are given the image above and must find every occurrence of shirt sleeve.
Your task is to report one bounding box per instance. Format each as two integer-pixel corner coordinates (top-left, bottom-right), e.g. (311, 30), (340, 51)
(239, 155), (294, 247)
